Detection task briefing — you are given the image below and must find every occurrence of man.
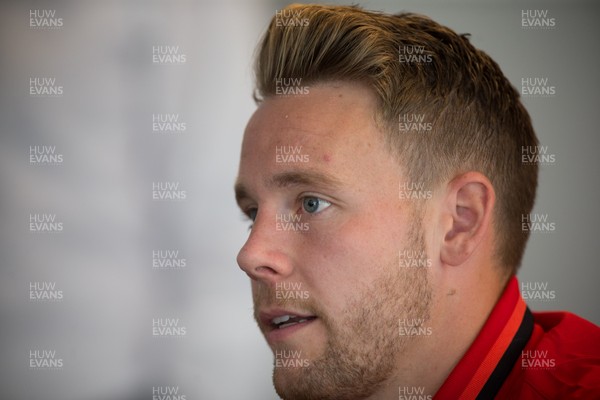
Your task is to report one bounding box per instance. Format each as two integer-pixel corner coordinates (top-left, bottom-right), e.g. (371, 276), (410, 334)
(234, 4), (600, 399)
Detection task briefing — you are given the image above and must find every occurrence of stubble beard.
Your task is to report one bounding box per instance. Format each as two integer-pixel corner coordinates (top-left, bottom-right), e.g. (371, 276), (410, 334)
(256, 222), (432, 400)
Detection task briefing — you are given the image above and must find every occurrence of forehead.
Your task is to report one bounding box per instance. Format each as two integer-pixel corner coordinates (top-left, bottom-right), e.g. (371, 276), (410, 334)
(239, 82), (383, 174)
(235, 82), (407, 212)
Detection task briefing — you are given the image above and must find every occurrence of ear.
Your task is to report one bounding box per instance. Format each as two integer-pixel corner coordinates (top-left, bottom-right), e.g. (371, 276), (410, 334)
(440, 172), (495, 266)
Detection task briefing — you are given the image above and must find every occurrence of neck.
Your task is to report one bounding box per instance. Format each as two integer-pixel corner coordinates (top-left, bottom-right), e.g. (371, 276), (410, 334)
(366, 262), (508, 399)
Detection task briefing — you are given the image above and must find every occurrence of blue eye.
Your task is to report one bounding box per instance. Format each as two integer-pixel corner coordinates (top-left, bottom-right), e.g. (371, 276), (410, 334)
(302, 197), (331, 214)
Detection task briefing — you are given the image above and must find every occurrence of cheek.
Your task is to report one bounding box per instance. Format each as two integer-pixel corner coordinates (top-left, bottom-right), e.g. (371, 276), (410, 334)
(299, 211), (404, 314)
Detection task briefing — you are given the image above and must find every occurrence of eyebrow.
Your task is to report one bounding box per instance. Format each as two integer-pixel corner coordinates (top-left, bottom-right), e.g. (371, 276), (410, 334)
(234, 170), (343, 206)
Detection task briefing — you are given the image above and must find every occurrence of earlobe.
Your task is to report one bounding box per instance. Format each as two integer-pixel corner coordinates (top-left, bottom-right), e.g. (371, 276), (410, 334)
(440, 172), (495, 267)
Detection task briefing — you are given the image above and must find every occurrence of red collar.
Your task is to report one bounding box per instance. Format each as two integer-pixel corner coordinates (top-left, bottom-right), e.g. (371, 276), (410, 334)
(434, 276), (533, 399)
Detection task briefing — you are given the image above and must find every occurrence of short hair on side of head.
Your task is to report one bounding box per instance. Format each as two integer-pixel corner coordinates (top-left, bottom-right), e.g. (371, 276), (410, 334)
(254, 4), (539, 275)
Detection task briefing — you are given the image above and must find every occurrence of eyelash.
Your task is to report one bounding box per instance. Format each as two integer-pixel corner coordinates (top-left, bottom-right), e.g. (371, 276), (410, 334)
(242, 195), (331, 230)
(242, 209), (257, 230)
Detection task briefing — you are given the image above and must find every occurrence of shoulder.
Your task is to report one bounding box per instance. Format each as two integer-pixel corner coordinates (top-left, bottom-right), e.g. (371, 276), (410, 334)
(532, 311), (600, 356)
(520, 311), (600, 398)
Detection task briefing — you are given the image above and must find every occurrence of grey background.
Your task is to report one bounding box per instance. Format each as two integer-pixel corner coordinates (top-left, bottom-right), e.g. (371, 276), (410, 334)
(0, 0), (598, 399)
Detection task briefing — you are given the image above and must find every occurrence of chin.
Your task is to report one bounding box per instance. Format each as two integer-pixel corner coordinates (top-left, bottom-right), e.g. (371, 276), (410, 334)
(273, 367), (306, 399)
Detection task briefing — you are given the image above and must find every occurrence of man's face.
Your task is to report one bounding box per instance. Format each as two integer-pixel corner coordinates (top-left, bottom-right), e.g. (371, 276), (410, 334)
(235, 82), (432, 399)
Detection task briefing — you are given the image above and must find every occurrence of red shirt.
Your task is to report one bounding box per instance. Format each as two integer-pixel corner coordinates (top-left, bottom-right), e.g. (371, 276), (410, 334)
(434, 277), (600, 399)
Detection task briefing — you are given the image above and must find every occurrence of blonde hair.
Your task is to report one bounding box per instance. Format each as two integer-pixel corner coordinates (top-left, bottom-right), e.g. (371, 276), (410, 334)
(254, 4), (538, 273)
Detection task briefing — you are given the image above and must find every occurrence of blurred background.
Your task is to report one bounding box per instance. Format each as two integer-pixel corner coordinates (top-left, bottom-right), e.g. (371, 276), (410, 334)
(0, 0), (598, 399)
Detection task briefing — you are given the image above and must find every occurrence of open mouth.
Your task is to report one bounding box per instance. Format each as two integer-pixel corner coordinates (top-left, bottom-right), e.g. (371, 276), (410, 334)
(258, 309), (319, 342)
(271, 314), (317, 330)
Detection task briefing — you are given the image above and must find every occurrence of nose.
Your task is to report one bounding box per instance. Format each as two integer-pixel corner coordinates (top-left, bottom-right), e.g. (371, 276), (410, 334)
(236, 210), (295, 285)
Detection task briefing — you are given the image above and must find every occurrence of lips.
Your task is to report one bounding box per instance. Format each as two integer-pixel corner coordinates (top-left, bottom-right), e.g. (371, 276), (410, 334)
(271, 314), (317, 329)
(259, 309), (318, 341)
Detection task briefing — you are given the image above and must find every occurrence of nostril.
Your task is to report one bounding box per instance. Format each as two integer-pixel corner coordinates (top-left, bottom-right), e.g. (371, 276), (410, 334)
(255, 265), (277, 276)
